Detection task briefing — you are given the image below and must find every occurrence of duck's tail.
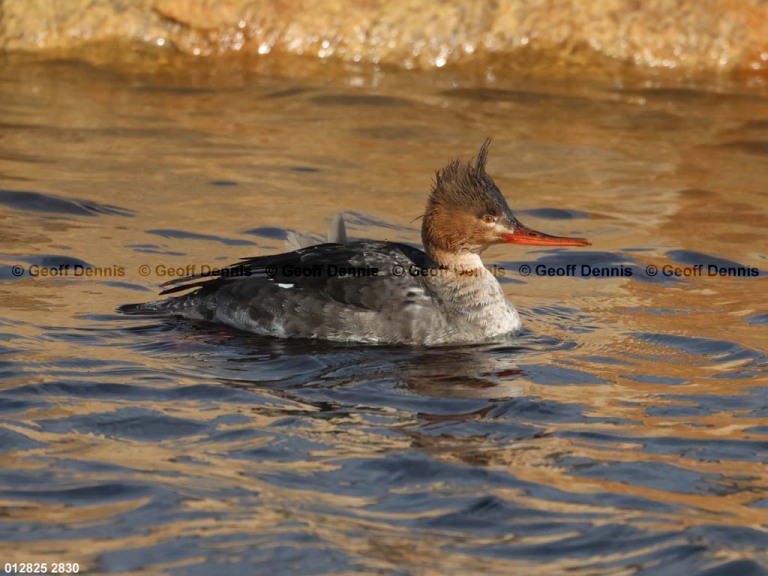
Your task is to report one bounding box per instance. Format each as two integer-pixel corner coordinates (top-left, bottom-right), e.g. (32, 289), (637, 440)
(117, 300), (170, 316)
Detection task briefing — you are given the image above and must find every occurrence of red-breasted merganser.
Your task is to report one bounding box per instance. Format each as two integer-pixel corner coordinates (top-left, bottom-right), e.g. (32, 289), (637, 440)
(120, 141), (590, 345)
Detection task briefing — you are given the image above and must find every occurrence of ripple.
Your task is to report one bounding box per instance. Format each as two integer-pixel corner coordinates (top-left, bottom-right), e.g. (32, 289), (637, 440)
(518, 207), (591, 220)
(632, 332), (763, 365)
(0, 426), (44, 451)
(720, 140), (768, 155)
(699, 559), (768, 576)
(0, 188), (134, 217)
(145, 229), (257, 246)
(37, 407), (211, 440)
(310, 94), (410, 107)
(0, 482), (151, 504)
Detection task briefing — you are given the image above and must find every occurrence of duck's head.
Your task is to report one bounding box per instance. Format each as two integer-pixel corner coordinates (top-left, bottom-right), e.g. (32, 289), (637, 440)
(421, 140), (590, 264)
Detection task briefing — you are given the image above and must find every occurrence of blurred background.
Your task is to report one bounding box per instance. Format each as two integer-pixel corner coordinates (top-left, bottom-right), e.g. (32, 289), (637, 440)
(3, 0), (768, 82)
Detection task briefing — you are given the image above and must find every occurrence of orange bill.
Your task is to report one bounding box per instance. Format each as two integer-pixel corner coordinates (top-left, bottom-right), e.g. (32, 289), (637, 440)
(502, 224), (591, 247)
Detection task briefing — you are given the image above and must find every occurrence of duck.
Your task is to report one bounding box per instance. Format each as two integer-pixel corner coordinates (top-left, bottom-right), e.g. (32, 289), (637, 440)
(120, 141), (590, 345)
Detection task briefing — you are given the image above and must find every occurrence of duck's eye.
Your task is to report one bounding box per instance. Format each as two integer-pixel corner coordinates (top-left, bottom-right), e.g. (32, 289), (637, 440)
(482, 214), (496, 224)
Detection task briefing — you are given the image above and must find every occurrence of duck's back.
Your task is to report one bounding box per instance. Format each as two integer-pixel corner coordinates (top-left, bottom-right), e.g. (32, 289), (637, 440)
(120, 242), (463, 344)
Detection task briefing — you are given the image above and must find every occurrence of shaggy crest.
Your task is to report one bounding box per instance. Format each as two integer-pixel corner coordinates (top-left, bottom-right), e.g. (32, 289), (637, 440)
(426, 139), (511, 219)
(421, 139), (520, 259)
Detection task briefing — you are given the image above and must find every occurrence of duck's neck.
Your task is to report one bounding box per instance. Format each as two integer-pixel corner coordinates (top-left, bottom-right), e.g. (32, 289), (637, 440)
(427, 249), (486, 275)
(424, 245), (520, 338)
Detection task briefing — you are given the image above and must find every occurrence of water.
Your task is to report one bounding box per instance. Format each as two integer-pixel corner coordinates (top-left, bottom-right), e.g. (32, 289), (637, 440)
(1, 55), (767, 575)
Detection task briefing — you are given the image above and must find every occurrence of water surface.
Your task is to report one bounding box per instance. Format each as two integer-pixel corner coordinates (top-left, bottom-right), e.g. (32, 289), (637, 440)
(0, 56), (766, 575)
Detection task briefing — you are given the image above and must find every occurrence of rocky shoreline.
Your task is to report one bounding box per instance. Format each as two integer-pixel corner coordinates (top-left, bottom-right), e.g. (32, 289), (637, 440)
(3, 0), (767, 79)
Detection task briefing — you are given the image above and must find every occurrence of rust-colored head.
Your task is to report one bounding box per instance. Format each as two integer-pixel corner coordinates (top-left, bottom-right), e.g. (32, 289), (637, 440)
(421, 140), (590, 262)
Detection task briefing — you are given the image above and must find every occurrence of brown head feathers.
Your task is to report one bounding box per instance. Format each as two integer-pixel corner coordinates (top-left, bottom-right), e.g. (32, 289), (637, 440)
(426, 139), (512, 220)
(421, 139), (518, 260)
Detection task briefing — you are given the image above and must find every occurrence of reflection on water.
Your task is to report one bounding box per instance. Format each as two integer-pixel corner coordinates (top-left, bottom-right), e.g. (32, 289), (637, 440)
(0, 55), (766, 574)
